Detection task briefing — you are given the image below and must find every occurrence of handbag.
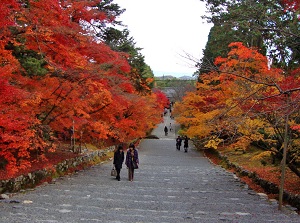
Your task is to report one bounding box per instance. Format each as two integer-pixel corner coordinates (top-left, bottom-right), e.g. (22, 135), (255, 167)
(111, 167), (117, 177)
(132, 161), (138, 169)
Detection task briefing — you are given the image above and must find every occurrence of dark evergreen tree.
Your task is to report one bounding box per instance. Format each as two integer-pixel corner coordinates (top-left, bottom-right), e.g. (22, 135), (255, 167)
(102, 27), (154, 93)
(199, 0), (300, 72)
(94, 1), (155, 93)
(197, 24), (241, 75)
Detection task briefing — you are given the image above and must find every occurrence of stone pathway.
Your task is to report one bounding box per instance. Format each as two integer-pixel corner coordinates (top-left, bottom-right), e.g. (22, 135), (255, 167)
(0, 116), (299, 222)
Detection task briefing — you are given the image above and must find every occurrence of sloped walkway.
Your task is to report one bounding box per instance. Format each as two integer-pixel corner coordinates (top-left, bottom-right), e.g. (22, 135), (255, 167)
(0, 116), (299, 222)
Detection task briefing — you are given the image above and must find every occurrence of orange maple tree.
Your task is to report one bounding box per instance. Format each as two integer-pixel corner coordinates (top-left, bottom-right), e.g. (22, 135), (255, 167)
(174, 42), (300, 177)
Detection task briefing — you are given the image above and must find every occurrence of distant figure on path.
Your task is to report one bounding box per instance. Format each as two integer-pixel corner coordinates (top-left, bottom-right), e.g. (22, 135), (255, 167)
(183, 136), (189, 153)
(125, 143), (139, 182)
(176, 136), (182, 150)
(164, 108), (168, 116)
(169, 123), (172, 132)
(113, 145), (124, 181)
(164, 126), (168, 136)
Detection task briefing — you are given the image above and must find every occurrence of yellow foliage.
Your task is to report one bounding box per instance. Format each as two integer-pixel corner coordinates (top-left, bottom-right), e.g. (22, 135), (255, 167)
(175, 109), (221, 139)
(204, 137), (224, 149)
(228, 136), (251, 151)
(251, 151), (274, 161)
(174, 42), (295, 157)
(238, 118), (265, 141)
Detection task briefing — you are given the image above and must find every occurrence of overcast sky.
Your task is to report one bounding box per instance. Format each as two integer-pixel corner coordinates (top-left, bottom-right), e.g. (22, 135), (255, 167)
(113, 0), (212, 77)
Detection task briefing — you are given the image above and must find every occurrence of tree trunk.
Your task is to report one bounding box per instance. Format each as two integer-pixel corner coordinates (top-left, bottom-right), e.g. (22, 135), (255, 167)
(278, 114), (289, 210)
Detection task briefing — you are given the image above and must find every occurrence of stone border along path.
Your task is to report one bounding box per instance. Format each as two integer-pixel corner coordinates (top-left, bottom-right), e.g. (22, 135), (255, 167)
(0, 115), (299, 223)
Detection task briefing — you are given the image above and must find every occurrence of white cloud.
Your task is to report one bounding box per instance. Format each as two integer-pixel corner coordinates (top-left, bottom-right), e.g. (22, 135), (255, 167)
(113, 0), (212, 77)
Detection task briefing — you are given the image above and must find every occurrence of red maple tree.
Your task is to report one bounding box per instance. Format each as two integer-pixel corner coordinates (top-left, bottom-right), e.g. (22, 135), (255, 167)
(0, 0), (165, 177)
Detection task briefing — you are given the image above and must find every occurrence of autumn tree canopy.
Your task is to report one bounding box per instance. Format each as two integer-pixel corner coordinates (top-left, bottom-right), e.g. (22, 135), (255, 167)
(198, 0), (300, 76)
(0, 0), (165, 175)
(174, 42), (300, 177)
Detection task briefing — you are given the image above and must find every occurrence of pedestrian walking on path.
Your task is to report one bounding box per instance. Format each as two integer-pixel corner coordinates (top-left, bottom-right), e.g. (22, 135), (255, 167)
(176, 135), (182, 150)
(113, 145), (124, 181)
(125, 143), (139, 181)
(164, 126), (168, 136)
(183, 136), (189, 153)
(0, 126), (299, 222)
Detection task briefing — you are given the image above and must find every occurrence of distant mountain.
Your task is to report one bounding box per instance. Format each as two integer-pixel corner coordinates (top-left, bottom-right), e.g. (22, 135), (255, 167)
(155, 75), (174, 80)
(155, 75), (196, 80)
(178, 75), (196, 80)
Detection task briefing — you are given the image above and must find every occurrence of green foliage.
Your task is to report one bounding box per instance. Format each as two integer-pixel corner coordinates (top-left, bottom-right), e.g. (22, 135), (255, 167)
(0, 0), (164, 176)
(101, 27), (154, 92)
(198, 24), (242, 74)
(102, 28), (149, 73)
(155, 78), (196, 88)
(200, 0), (300, 71)
(5, 42), (47, 77)
(142, 65), (155, 88)
(177, 41), (300, 178)
(97, 0), (125, 22)
(21, 57), (48, 76)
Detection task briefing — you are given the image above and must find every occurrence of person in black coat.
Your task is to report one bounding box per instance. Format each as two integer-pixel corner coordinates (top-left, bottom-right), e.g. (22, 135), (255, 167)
(176, 136), (182, 150)
(164, 126), (168, 136)
(183, 136), (189, 153)
(113, 145), (124, 181)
